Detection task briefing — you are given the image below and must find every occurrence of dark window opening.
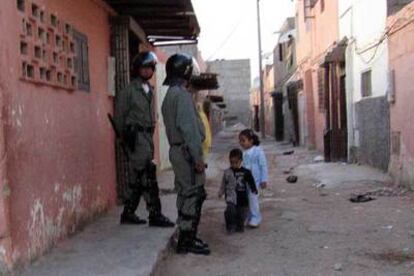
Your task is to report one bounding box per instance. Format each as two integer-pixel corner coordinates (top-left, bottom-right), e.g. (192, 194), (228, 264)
(57, 72), (63, 84)
(17, 0), (25, 12)
(53, 52), (58, 64)
(361, 70), (372, 97)
(39, 67), (47, 80)
(34, 46), (41, 59)
(73, 29), (90, 92)
(39, 10), (44, 22)
(55, 35), (62, 48)
(31, 4), (39, 18)
(20, 41), (28, 55)
(65, 24), (71, 35)
(67, 58), (73, 69)
(51, 14), (58, 27)
(26, 22), (32, 36)
(38, 27), (45, 42)
(321, 0), (325, 12)
(27, 64), (34, 78)
(46, 70), (51, 81)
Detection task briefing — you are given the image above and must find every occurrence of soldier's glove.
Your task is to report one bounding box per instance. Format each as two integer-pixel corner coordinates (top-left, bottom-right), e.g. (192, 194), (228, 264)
(195, 161), (206, 174)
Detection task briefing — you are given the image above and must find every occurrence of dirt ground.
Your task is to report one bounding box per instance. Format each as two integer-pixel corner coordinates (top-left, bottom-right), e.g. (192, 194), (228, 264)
(156, 126), (414, 276)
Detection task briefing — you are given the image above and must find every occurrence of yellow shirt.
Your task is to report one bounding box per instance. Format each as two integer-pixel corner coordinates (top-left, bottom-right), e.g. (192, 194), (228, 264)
(197, 104), (212, 160)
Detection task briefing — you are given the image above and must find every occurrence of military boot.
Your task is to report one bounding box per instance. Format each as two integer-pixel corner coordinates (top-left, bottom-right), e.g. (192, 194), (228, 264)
(176, 231), (210, 255)
(120, 209), (147, 225)
(194, 236), (209, 249)
(149, 214), (175, 227)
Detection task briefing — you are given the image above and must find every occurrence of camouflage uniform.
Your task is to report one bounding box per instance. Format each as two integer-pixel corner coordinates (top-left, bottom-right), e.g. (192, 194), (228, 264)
(161, 83), (206, 232)
(114, 76), (161, 218)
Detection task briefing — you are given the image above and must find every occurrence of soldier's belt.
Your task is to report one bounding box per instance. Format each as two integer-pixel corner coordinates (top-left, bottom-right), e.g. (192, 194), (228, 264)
(171, 142), (184, 147)
(136, 125), (154, 133)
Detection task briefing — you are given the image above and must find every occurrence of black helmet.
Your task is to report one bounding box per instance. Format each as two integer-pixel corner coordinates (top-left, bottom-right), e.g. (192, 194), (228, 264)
(131, 51), (158, 72)
(163, 53), (194, 85)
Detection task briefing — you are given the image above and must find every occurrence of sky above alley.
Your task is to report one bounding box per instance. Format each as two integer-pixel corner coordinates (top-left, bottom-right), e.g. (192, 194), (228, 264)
(192, 0), (295, 84)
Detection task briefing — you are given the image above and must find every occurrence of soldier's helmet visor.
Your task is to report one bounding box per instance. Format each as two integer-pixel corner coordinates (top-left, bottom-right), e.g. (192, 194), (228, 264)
(141, 52), (158, 68)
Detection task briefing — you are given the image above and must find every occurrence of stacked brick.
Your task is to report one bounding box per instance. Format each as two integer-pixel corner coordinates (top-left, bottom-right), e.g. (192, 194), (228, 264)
(18, 0), (77, 90)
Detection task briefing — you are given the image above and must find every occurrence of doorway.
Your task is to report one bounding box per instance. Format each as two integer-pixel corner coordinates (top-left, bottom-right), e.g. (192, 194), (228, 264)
(324, 62), (348, 162)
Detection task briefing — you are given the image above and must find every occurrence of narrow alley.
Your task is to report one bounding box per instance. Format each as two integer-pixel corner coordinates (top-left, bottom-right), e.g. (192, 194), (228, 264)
(157, 125), (414, 275)
(2, 0), (414, 275)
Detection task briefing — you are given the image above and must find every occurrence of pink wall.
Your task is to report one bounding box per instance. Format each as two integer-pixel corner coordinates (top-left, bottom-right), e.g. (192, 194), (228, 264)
(0, 0), (116, 267)
(295, 0), (339, 151)
(388, 3), (414, 189)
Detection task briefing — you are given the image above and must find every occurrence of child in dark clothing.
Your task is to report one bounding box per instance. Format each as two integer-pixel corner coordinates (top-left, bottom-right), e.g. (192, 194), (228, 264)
(218, 148), (258, 233)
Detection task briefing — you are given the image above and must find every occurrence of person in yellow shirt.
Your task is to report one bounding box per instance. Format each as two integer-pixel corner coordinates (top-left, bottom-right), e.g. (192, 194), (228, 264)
(197, 102), (212, 160)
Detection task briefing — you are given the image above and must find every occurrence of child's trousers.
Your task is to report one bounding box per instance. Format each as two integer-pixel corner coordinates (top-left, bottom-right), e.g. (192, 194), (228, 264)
(247, 189), (262, 226)
(224, 203), (247, 232)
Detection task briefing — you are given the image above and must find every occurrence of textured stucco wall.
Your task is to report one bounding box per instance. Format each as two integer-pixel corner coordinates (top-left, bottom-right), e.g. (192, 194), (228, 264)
(0, 0), (117, 268)
(355, 96), (390, 171)
(295, 0), (339, 151)
(388, 2), (414, 189)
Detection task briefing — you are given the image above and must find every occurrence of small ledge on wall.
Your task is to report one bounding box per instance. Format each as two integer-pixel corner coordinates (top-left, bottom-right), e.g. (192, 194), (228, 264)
(17, 0), (78, 92)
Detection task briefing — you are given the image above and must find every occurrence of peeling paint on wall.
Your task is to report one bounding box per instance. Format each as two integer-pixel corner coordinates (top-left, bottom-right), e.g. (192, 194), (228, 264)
(27, 185), (83, 260)
(62, 185), (82, 214)
(0, 245), (6, 273)
(28, 199), (65, 259)
(54, 183), (60, 193)
(390, 141), (414, 190)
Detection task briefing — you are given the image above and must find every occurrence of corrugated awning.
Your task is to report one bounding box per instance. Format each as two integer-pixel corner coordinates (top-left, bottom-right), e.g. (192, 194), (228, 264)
(206, 95), (224, 103)
(190, 73), (219, 90)
(105, 0), (200, 45)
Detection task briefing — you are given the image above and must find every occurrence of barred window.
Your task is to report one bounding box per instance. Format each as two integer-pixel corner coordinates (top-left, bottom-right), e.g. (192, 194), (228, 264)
(361, 70), (372, 97)
(73, 29), (90, 92)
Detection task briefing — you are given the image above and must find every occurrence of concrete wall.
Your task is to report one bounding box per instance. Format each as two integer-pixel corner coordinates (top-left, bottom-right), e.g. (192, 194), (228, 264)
(295, 0), (339, 151)
(0, 0), (116, 268)
(388, 2), (414, 188)
(207, 59), (251, 126)
(355, 96), (390, 170)
(339, 0), (390, 167)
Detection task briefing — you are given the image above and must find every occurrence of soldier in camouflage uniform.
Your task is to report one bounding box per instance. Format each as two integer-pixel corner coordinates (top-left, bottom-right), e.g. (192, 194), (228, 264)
(162, 53), (210, 255)
(114, 51), (174, 227)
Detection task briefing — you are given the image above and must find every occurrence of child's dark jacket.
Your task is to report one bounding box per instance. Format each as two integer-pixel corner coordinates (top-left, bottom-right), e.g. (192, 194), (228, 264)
(219, 167), (258, 206)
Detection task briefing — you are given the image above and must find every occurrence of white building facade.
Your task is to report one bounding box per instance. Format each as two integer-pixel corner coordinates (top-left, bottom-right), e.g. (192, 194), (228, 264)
(339, 0), (390, 170)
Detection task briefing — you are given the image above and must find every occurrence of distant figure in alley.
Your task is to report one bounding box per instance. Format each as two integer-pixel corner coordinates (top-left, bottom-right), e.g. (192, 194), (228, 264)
(162, 53), (210, 255)
(114, 51), (174, 228)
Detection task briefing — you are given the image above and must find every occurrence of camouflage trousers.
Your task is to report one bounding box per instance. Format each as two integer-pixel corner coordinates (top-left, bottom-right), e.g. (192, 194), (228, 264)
(123, 161), (162, 218)
(169, 146), (206, 232)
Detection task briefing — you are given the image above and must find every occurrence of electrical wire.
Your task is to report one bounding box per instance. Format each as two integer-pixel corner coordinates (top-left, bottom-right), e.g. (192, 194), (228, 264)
(355, 10), (414, 64)
(206, 14), (246, 61)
